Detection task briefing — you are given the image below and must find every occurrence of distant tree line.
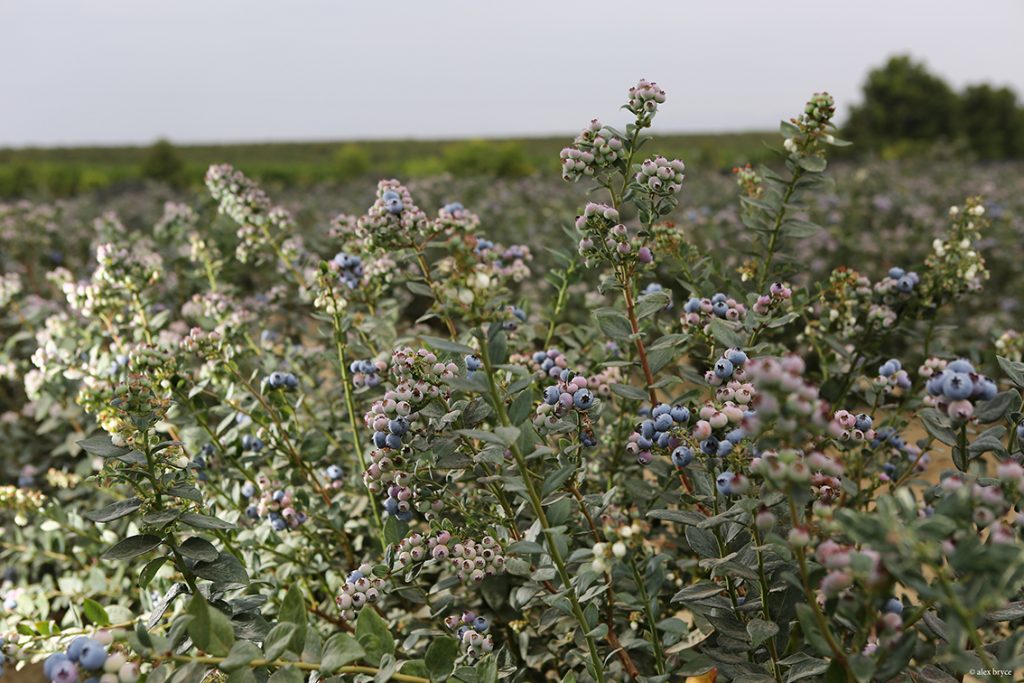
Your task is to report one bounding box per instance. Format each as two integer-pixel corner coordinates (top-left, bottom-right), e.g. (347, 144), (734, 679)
(844, 55), (1024, 159)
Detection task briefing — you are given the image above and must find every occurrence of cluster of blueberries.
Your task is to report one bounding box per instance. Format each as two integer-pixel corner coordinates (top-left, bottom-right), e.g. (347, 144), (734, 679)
(331, 252), (364, 289)
(241, 434), (264, 452)
(444, 611), (495, 657)
(241, 478), (308, 532)
(503, 305), (527, 331)
(324, 464), (344, 489)
(876, 358), (912, 391)
(370, 415), (410, 451)
(624, 403), (691, 467)
(886, 267), (920, 294)
(542, 372), (595, 412)
(349, 359), (383, 388)
(925, 358), (998, 421)
(43, 636), (139, 683)
(682, 292), (745, 322)
(266, 371), (299, 391)
(381, 189), (404, 214)
(335, 564), (384, 621)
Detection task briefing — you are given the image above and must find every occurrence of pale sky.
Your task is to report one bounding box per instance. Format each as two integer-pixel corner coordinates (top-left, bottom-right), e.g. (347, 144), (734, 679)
(2, 0), (1022, 147)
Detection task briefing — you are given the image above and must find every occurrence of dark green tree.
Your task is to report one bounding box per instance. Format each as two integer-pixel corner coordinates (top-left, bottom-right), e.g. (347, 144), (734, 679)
(141, 138), (185, 187)
(844, 55), (960, 151)
(960, 84), (1024, 159)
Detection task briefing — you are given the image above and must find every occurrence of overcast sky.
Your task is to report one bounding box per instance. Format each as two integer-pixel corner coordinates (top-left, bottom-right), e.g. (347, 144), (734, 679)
(2, 0), (1022, 147)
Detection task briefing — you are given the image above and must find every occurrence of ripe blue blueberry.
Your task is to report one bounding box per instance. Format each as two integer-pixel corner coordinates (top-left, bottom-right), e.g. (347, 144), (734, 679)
(947, 359), (975, 374)
(883, 598), (903, 615)
(712, 301), (729, 317)
(855, 414), (872, 431)
(326, 465), (343, 480)
(714, 358), (734, 379)
(700, 437), (719, 456)
(651, 403), (671, 418)
(241, 435), (263, 452)
(639, 420), (656, 439)
(636, 436), (653, 450)
(725, 349), (748, 366)
(888, 267), (905, 279)
(472, 616), (490, 632)
(683, 298), (701, 313)
(66, 636), (89, 662)
(268, 372), (286, 389)
(245, 505), (259, 519)
(270, 514), (287, 531)
(388, 418), (409, 435)
(653, 414), (673, 432)
(725, 428), (744, 444)
(77, 639), (107, 670)
(656, 432), (671, 448)
(896, 276), (915, 293)
(711, 293), (727, 304)
(373, 431), (388, 448)
(45, 654), (71, 679)
(543, 386), (560, 405)
(716, 440), (733, 456)
(573, 389), (594, 410)
(670, 405), (690, 423)
(973, 378), (997, 401)
(715, 471), (736, 495)
(942, 372), (973, 400)
(671, 446), (694, 468)
(241, 481), (256, 498)
(465, 355), (482, 372)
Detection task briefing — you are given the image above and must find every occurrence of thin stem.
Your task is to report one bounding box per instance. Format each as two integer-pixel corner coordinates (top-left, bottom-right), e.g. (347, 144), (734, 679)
(755, 168), (804, 293)
(477, 335), (605, 683)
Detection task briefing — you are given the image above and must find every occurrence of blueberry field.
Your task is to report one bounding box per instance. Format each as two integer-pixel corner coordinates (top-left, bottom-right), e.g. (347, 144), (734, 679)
(3, 81), (1024, 683)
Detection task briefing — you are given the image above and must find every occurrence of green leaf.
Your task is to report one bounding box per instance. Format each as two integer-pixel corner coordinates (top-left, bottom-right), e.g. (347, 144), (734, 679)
(186, 596), (235, 656)
(746, 618), (778, 648)
(708, 317), (745, 349)
(636, 290), (672, 319)
(355, 605), (395, 665)
(320, 632), (365, 672)
(78, 435), (132, 458)
(83, 598), (110, 626)
(278, 585), (308, 654)
(103, 534), (163, 561)
(610, 383), (649, 401)
(974, 389), (1018, 423)
(179, 537), (219, 563)
(781, 219), (821, 238)
(262, 622), (299, 661)
(421, 335), (475, 355)
(998, 355), (1024, 387)
(180, 512), (235, 531)
(406, 281), (435, 298)
(267, 667), (303, 683)
(424, 637), (459, 682)
(593, 308), (632, 341)
(83, 498), (142, 523)
(193, 552), (249, 586)
(219, 641), (262, 672)
(797, 155), (827, 172)
(138, 556), (169, 588)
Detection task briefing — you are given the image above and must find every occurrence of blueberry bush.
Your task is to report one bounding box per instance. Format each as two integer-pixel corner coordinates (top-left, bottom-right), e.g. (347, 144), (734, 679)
(2, 81), (1024, 683)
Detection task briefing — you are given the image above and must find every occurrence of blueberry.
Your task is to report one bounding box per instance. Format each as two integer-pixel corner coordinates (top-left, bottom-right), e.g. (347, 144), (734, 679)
(268, 371), (285, 389)
(926, 372), (947, 396)
(887, 267), (905, 279)
(855, 414), (872, 431)
(326, 465), (343, 480)
(373, 431), (388, 448)
(465, 355), (482, 372)
(714, 358), (734, 379)
(284, 373), (299, 389)
(883, 598), (903, 615)
(896, 276), (915, 293)
(543, 386), (560, 405)
(639, 420), (656, 439)
(711, 293), (727, 304)
(67, 636), (89, 662)
(656, 432), (671, 448)
(700, 437), (719, 455)
(942, 372), (973, 400)
(45, 653), (71, 679)
(947, 359), (975, 374)
(573, 389), (594, 410)
(716, 440), (733, 456)
(653, 414), (673, 432)
(241, 481), (256, 498)
(973, 378), (997, 401)
(388, 418), (409, 435)
(77, 639), (107, 670)
(472, 616), (490, 632)
(245, 505), (259, 519)
(683, 297), (701, 313)
(712, 301), (729, 317)
(270, 516), (287, 531)
(636, 436), (653, 450)
(651, 403), (671, 418)
(670, 406), (690, 423)
(726, 349), (747, 366)
(385, 433), (403, 449)
(726, 428), (744, 444)
(715, 471), (735, 495)
(51, 660), (79, 683)
(671, 446), (693, 468)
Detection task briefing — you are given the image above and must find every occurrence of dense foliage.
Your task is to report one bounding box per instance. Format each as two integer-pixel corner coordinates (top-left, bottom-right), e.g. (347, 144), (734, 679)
(2, 81), (1024, 683)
